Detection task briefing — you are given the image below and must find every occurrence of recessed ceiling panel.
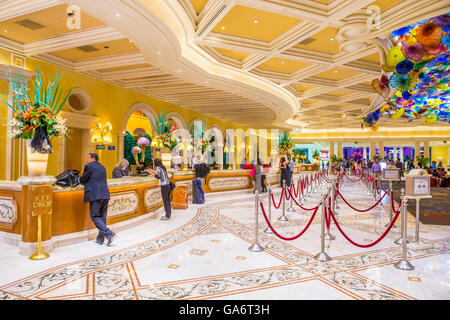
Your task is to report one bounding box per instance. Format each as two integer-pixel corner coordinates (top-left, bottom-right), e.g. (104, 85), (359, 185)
(212, 5), (300, 42)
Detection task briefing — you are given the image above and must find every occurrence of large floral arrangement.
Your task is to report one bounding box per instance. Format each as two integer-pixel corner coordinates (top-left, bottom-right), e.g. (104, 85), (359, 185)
(0, 67), (71, 153)
(149, 110), (178, 150)
(363, 14), (449, 130)
(278, 131), (294, 155)
(188, 119), (209, 152)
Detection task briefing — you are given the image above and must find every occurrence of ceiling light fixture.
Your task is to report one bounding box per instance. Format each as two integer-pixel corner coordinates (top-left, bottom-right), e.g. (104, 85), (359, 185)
(281, 60), (285, 64)
(4, 30), (7, 33)
(253, 19), (259, 23)
(221, 26), (226, 30)
(329, 37), (334, 40)
(116, 13), (120, 17)
(334, 70), (338, 73)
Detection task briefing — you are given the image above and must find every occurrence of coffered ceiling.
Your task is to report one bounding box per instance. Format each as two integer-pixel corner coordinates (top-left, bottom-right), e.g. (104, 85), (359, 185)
(0, 0), (448, 130)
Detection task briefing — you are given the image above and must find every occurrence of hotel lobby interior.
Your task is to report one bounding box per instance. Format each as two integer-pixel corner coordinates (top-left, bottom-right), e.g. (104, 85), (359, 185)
(0, 0), (449, 304)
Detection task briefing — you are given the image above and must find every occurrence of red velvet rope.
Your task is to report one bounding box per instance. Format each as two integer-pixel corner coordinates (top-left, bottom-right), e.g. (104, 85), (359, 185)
(390, 192), (402, 214)
(285, 186), (322, 211)
(344, 173), (362, 183)
(285, 186), (291, 200)
(321, 173), (333, 183)
(293, 179), (300, 197)
(260, 202), (319, 241)
(271, 189), (284, 209)
(337, 189), (387, 212)
(329, 206), (400, 248)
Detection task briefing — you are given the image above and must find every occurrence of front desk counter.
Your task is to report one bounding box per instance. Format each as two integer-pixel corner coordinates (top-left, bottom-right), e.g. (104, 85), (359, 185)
(0, 167), (321, 253)
(0, 169), (276, 254)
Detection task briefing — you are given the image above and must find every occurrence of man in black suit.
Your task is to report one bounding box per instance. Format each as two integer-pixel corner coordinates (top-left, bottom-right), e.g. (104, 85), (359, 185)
(80, 153), (116, 246)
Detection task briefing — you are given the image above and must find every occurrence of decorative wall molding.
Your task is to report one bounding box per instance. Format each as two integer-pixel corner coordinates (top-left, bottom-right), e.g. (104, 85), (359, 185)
(144, 187), (162, 209)
(0, 196), (18, 229)
(107, 191), (139, 218)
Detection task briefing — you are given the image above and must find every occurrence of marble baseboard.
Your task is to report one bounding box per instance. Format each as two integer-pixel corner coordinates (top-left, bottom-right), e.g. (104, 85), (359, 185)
(19, 239), (55, 256)
(0, 231), (21, 246)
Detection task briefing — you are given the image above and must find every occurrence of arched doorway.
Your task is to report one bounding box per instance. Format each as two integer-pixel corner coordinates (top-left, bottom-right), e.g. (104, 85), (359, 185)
(118, 103), (158, 172)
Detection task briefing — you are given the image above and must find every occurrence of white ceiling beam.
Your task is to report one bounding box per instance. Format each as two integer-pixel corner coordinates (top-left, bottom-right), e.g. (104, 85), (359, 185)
(24, 26), (125, 56)
(74, 52), (146, 72)
(0, 0), (63, 22)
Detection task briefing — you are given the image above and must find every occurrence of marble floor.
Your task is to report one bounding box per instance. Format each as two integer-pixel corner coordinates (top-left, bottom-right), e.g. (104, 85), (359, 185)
(0, 174), (449, 300)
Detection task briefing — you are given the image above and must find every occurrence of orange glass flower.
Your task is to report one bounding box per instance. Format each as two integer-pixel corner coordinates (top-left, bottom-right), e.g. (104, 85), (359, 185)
(416, 21), (442, 48)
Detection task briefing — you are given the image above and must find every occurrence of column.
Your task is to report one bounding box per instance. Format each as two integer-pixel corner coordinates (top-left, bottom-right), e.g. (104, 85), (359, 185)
(423, 141), (430, 160)
(399, 147), (404, 162)
(57, 137), (66, 174)
(370, 141), (376, 160)
(379, 142), (385, 159)
(117, 132), (127, 164)
(329, 142), (335, 160)
(363, 145), (367, 160)
(414, 141), (421, 166)
(337, 142), (343, 159)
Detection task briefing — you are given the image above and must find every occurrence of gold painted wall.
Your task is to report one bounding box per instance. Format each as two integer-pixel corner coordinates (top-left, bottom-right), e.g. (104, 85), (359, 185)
(0, 48), (246, 179)
(431, 146), (449, 166)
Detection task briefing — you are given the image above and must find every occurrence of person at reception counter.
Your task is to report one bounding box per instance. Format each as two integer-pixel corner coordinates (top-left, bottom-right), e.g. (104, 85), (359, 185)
(371, 158), (382, 177)
(80, 153), (116, 246)
(280, 157), (288, 187)
(112, 159), (129, 178)
(146, 158), (172, 220)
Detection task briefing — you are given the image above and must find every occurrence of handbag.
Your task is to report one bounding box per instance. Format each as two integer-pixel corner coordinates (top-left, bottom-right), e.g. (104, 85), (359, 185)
(169, 181), (176, 192)
(55, 170), (80, 187)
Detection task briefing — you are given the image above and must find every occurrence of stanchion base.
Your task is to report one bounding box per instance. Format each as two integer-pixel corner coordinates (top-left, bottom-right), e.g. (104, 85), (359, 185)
(263, 228), (274, 235)
(313, 252), (331, 262)
(29, 252), (49, 260)
(323, 233), (336, 240)
(248, 243), (265, 252)
(394, 259), (414, 270)
(278, 215), (289, 221)
(287, 207), (296, 212)
(394, 237), (411, 245)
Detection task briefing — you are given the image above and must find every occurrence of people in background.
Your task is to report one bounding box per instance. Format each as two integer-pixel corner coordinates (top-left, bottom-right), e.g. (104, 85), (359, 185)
(354, 160), (361, 175)
(112, 159), (129, 178)
(261, 160), (268, 193)
(371, 158), (382, 177)
(146, 158), (172, 220)
(431, 161), (437, 171)
(252, 159), (263, 193)
(288, 156), (295, 186)
(80, 153), (115, 246)
(395, 158), (403, 176)
(280, 157), (288, 187)
(192, 156), (209, 204)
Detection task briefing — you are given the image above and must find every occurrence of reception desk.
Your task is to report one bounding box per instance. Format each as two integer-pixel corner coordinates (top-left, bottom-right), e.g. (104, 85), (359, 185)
(0, 169), (282, 254)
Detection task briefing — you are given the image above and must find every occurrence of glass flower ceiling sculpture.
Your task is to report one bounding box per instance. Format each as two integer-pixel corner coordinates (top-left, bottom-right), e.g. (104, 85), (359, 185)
(362, 14), (449, 130)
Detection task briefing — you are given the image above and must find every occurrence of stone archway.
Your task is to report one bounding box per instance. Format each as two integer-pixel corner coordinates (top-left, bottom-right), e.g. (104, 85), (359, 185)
(118, 103), (158, 162)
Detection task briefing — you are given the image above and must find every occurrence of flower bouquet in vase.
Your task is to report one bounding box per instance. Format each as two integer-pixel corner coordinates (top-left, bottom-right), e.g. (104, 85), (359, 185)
(1, 67), (71, 176)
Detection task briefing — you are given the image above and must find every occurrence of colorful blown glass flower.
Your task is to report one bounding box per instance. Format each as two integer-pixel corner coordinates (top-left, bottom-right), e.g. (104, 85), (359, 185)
(389, 74), (411, 92)
(416, 21), (442, 48)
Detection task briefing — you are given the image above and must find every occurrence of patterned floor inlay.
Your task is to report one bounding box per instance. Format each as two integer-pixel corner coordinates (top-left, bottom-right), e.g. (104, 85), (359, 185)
(0, 179), (448, 300)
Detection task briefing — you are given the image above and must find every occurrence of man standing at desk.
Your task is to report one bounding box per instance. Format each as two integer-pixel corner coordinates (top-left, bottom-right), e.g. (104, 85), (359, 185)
(80, 153), (116, 246)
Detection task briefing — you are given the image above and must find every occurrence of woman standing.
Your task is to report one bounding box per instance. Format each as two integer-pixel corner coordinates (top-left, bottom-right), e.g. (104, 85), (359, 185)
(147, 158), (172, 220)
(355, 160), (362, 175)
(280, 157), (288, 188)
(253, 159), (263, 193)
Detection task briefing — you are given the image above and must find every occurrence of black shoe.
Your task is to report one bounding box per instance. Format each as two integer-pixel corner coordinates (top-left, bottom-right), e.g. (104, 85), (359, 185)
(107, 232), (116, 247)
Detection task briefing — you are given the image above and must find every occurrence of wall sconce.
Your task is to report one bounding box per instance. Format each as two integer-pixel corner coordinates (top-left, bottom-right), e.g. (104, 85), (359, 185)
(91, 122), (113, 144)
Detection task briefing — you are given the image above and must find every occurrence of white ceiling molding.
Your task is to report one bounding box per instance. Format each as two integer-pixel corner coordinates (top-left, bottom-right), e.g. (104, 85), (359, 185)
(23, 26), (125, 56)
(0, 0), (63, 22)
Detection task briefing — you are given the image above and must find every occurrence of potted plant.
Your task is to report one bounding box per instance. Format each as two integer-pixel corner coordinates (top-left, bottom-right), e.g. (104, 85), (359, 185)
(1, 67), (71, 176)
